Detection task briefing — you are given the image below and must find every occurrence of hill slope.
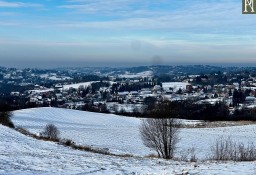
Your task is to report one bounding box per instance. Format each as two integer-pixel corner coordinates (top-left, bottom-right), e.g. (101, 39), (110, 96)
(12, 107), (150, 155)
(1, 124), (256, 174)
(13, 107), (256, 159)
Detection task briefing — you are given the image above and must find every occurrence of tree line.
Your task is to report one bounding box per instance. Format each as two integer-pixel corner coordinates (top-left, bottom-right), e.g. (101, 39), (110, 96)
(139, 99), (256, 121)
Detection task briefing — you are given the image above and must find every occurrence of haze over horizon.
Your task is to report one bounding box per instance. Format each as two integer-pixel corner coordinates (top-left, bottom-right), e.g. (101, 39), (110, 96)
(1, 0), (256, 68)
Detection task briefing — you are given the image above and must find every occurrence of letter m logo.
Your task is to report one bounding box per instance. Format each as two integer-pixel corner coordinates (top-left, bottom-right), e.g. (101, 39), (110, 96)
(243, 0), (256, 14)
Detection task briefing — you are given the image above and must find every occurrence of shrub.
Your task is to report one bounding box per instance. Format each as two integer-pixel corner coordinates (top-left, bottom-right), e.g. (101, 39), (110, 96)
(177, 148), (197, 162)
(64, 139), (74, 146)
(0, 111), (14, 128)
(210, 137), (256, 161)
(42, 124), (60, 140)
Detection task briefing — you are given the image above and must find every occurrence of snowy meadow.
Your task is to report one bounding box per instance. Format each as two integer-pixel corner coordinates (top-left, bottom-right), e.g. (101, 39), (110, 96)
(0, 107), (255, 174)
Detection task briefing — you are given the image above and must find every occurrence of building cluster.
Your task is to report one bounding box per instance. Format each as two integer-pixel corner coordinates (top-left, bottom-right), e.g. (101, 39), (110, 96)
(1, 66), (256, 114)
(11, 77), (256, 114)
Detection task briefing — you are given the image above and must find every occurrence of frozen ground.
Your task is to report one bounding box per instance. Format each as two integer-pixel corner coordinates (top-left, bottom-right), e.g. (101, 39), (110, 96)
(5, 107), (256, 174)
(12, 107), (150, 156)
(12, 107), (256, 159)
(1, 124), (256, 175)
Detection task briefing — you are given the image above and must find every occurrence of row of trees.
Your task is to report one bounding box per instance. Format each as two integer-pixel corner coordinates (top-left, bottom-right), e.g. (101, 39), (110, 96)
(144, 99), (256, 121)
(144, 100), (230, 121)
(111, 97), (256, 121)
(110, 82), (156, 94)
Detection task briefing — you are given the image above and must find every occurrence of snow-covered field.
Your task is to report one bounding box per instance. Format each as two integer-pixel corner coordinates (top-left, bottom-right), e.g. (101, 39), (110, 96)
(118, 71), (153, 78)
(1, 124), (256, 175)
(12, 107), (150, 156)
(2, 107), (255, 174)
(12, 107), (256, 159)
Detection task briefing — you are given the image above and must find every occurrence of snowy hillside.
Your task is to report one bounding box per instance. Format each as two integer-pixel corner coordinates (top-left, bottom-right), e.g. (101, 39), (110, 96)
(12, 107), (151, 156)
(1, 124), (256, 174)
(12, 107), (256, 160)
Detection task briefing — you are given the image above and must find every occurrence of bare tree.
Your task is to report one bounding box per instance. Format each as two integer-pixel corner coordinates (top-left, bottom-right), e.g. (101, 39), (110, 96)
(43, 124), (60, 139)
(140, 118), (180, 159)
(140, 100), (181, 159)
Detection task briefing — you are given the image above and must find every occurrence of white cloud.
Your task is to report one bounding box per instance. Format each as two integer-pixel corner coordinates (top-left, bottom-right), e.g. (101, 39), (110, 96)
(0, 1), (42, 8)
(0, 22), (20, 26)
(55, 1), (246, 31)
(60, 0), (135, 13)
(60, 0), (169, 17)
(1, 0), (256, 66)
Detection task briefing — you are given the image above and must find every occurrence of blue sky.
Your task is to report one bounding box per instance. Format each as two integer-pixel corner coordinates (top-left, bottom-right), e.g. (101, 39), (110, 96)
(0, 0), (256, 68)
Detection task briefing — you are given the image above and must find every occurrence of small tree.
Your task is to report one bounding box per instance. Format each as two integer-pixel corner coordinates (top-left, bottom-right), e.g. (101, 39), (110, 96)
(0, 111), (14, 128)
(43, 124), (60, 139)
(140, 118), (180, 159)
(140, 100), (180, 159)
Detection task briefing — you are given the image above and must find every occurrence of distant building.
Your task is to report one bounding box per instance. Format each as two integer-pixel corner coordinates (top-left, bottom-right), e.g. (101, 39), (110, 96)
(162, 82), (191, 92)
